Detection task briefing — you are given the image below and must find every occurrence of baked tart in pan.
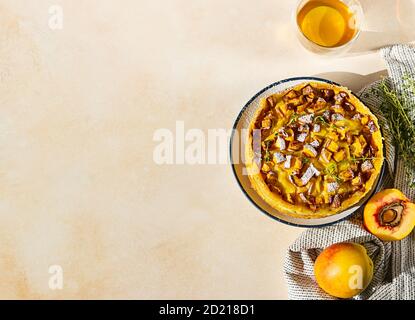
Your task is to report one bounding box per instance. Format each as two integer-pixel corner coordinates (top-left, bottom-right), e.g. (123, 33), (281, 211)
(245, 82), (384, 218)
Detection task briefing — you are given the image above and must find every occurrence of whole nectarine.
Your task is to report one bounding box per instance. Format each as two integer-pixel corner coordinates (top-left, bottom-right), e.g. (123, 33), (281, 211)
(314, 242), (373, 299)
(364, 189), (415, 241)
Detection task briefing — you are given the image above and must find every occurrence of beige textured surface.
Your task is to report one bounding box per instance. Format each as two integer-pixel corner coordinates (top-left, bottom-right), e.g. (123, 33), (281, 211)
(0, 0), (413, 299)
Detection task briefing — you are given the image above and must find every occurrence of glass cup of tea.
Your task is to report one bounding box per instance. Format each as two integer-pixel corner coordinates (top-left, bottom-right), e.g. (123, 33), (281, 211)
(294, 0), (364, 55)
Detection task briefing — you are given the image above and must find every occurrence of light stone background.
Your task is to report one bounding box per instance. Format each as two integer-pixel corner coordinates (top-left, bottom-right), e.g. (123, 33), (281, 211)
(0, 0), (414, 299)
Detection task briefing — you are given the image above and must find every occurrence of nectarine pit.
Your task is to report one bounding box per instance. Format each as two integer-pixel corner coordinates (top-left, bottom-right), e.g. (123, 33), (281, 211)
(378, 202), (404, 227)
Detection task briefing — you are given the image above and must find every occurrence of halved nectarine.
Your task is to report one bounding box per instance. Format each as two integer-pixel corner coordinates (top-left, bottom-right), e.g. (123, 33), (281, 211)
(364, 189), (415, 241)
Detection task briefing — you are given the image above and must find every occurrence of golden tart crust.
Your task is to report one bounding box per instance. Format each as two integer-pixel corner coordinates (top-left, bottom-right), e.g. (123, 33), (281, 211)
(245, 82), (384, 218)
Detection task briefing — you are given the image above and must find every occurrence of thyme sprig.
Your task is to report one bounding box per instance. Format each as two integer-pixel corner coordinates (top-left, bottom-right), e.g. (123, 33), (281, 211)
(324, 162), (343, 184)
(288, 113), (299, 125)
(302, 157), (310, 165)
(314, 115), (328, 125)
(350, 156), (383, 164)
(373, 75), (415, 188)
(314, 115), (337, 129)
(264, 140), (272, 162)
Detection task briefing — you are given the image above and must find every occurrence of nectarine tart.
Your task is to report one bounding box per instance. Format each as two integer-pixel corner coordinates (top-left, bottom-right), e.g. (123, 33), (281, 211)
(245, 82), (384, 218)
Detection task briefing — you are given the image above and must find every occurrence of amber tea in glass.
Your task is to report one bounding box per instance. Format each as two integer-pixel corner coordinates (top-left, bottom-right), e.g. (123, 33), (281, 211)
(295, 0), (362, 54)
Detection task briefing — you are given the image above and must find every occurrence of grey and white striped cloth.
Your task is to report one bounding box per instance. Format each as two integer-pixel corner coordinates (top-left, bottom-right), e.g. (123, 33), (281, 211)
(284, 44), (415, 300)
